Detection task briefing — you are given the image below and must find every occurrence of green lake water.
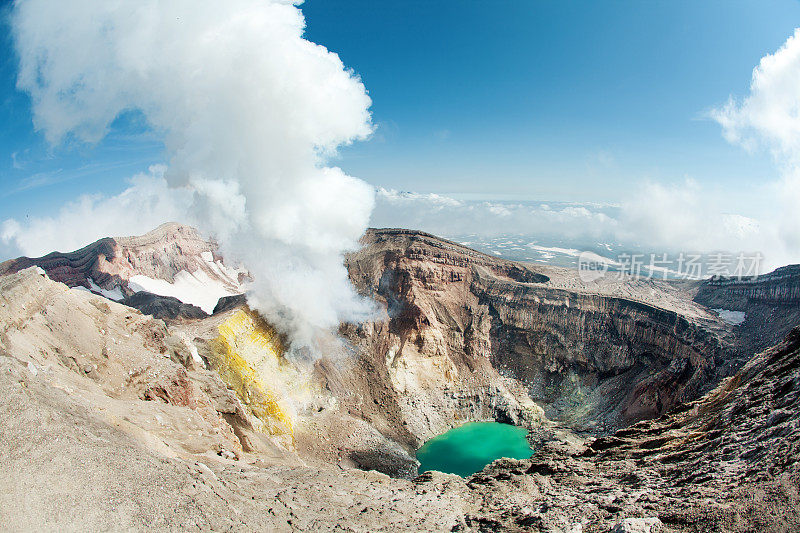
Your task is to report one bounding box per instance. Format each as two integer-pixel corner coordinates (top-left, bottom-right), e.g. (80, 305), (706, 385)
(416, 422), (533, 477)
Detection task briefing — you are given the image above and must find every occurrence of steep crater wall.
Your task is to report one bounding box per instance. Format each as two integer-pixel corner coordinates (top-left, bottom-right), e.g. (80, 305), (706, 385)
(343, 229), (737, 442)
(481, 273), (732, 431)
(692, 264), (800, 358)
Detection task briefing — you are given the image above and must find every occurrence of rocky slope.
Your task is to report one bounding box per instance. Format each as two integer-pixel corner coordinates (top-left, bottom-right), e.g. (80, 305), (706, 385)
(459, 324), (800, 532)
(2, 224), (799, 531)
(0, 269), (473, 531)
(1, 266), (798, 531)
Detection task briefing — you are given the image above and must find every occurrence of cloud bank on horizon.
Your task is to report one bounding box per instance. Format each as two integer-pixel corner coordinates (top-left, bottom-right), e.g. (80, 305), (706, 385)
(5, 0), (376, 347)
(371, 183), (781, 268)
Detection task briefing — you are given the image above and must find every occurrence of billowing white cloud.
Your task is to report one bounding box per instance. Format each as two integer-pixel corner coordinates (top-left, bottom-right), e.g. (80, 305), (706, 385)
(10, 0), (375, 347)
(711, 29), (800, 160)
(711, 28), (800, 259)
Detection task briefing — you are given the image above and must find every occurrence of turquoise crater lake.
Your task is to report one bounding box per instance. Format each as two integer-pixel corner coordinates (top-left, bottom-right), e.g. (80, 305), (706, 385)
(416, 422), (533, 477)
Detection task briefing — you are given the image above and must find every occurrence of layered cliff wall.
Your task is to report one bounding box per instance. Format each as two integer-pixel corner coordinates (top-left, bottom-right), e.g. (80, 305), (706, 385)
(0, 223), (244, 317)
(480, 269), (734, 430)
(343, 229), (737, 439)
(692, 264), (800, 357)
(695, 265), (800, 307)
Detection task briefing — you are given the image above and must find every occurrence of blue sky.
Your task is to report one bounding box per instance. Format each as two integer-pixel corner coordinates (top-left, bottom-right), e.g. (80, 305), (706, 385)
(302, 0), (799, 207)
(1, 1), (799, 225)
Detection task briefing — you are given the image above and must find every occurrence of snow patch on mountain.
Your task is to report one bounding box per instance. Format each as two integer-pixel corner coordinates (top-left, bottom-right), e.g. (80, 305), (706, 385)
(128, 255), (245, 314)
(713, 308), (747, 326)
(88, 278), (124, 301)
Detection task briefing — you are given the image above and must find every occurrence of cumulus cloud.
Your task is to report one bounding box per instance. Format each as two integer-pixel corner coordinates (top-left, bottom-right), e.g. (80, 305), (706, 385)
(711, 28), (800, 259)
(2, 166), (193, 257)
(711, 29), (800, 160)
(617, 179), (770, 252)
(10, 0), (375, 347)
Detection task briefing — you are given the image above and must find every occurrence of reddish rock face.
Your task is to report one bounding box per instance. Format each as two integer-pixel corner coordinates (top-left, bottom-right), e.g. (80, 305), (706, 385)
(344, 229), (742, 436)
(0, 222), (235, 292)
(0, 223), (242, 319)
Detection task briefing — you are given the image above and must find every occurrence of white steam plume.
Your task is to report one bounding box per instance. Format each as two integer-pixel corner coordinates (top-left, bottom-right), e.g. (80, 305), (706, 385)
(11, 0), (376, 345)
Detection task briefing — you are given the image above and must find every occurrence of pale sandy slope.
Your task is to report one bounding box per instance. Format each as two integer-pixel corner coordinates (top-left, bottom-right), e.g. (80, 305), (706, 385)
(0, 268), (475, 532)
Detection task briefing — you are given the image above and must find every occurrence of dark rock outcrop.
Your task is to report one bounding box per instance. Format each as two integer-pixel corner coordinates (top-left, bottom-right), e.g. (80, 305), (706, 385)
(0, 237), (121, 288)
(697, 265), (800, 307)
(692, 264), (800, 359)
(213, 294), (248, 314)
(121, 291), (208, 320)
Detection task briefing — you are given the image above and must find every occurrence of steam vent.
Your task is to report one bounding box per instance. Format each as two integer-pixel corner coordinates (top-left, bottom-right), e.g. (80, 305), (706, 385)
(212, 310), (297, 447)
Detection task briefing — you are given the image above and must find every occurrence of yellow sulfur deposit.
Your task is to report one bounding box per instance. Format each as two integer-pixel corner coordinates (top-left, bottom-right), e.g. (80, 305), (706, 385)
(210, 309), (304, 448)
